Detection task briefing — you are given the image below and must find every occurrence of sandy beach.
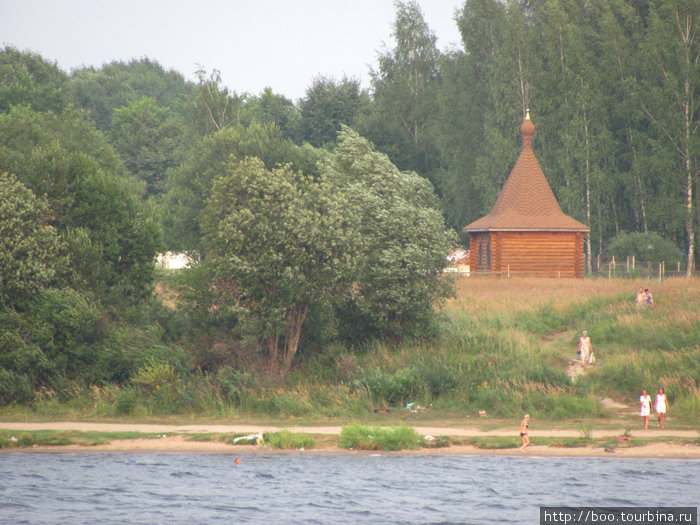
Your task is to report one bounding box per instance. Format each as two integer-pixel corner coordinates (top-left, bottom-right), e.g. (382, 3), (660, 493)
(2, 422), (698, 458)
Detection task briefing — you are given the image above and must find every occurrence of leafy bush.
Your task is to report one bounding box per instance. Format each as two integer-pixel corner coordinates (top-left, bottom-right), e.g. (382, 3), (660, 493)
(0, 369), (35, 405)
(420, 362), (460, 398)
(116, 388), (139, 415)
(350, 367), (423, 405)
(216, 366), (252, 405)
(607, 231), (683, 265)
(131, 359), (177, 393)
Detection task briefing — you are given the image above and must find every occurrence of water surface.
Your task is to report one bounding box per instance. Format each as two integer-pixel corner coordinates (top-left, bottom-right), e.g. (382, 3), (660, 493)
(1, 453), (697, 524)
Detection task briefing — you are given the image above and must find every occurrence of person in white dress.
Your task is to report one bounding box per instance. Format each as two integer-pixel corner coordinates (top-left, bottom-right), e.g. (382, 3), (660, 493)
(578, 331), (593, 366)
(655, 388), (668, 429)
(639, 389), (652, 429)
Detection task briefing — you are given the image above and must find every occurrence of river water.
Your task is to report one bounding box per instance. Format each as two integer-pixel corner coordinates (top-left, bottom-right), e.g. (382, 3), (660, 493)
(1, 453), (697, 524)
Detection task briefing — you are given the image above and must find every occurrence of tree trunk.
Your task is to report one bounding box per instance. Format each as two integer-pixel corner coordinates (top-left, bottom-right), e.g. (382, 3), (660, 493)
(684, 130), (695, 276)
(280, 302), (309, 377)
(678, 9), (696, 276)
(582, 92), (593, 275)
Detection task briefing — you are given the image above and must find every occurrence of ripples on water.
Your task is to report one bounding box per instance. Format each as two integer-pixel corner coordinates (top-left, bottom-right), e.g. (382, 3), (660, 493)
(0, 453), (697, 524)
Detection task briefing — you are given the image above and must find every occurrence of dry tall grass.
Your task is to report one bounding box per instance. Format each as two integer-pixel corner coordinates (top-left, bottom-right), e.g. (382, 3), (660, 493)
(445, 276), (700, 325)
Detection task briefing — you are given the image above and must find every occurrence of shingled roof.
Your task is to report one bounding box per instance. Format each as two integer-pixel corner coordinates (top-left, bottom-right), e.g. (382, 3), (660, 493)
(463, 113), (589, 233)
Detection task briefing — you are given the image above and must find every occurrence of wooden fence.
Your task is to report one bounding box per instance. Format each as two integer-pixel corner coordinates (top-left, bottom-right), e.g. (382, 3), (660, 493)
(449, 256), (695, 279)
(589, 255), (694, 280)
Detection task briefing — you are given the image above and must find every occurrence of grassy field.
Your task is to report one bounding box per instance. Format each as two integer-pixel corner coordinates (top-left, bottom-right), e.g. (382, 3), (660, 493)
(1, 276), (698, 430)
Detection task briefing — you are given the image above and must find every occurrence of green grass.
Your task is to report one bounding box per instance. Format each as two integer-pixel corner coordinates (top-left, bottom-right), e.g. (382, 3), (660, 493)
(0, 429), (158, 448)
(263, 430), (315, 449)
(338, 423), (423, 451)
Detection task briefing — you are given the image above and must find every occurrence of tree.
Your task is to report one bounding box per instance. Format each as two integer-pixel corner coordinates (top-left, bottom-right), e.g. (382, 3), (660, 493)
(0, 106), (162, 306)
(596, 0), (650, 235)
(244, 87), (299, 140)
(161, 121), (325, 253)
(199, 157), (356, 376)
(68, 58), (192, 132)
(298, 76), (368, 147)
(0, 46), (68, 114)
(360, 1), (442, 181)
(187, 128), (455, 375)
(110, 96), (184, 198)
(185, 68), (247, 137)
(639, 0), (699, 275)
(0, 173), (65, 310)
(444, 0), (530, 228)
(608, 231), (684, 264)
(326, 128), (458, 341)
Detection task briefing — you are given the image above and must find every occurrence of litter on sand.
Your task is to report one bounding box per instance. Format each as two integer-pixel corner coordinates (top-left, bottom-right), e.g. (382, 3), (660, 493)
(232, 433), (264, 445)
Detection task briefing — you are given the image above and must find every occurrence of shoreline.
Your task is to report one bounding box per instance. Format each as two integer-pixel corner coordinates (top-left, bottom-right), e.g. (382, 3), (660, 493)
(4, 437), (700, 459)
(2, 422), (698, 458)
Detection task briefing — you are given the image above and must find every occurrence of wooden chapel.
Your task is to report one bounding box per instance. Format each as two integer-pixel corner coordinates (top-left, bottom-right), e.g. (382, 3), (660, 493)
(463, 112), (589, 278)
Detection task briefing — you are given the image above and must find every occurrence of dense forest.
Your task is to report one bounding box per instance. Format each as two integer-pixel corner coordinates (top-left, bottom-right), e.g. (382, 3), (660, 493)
(0, 0), (698, 406)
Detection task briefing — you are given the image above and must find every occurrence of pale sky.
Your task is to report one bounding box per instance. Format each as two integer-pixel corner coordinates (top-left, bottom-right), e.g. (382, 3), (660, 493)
(1, 0), (463, 101)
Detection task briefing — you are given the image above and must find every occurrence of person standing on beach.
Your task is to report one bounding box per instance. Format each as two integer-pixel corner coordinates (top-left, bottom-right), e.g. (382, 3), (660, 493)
(655, 388), (668, 429)
(519, 414), (530, 451)
(578, 331), (592, 366)
(639, 389), (652, 429)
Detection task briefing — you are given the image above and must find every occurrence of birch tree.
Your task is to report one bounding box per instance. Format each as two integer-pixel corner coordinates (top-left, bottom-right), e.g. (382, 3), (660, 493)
(640, 0), (699, 275)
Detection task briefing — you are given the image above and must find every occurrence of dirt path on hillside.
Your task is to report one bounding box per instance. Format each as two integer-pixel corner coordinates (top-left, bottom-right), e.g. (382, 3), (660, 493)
(543, 328), (600, 384)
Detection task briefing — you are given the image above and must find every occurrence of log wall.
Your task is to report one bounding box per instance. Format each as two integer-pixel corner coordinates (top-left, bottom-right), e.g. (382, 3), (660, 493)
(469, 231), (586, 278)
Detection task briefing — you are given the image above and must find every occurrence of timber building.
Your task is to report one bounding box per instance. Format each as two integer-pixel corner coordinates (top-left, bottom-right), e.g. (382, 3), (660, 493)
(463, 112), (589, 278)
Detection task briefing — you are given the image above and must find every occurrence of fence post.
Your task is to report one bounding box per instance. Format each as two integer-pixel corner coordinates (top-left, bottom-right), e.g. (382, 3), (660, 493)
(632, 255), (635, 271)
(608, 263), (611, 279)
(507, 265), (510, 278)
